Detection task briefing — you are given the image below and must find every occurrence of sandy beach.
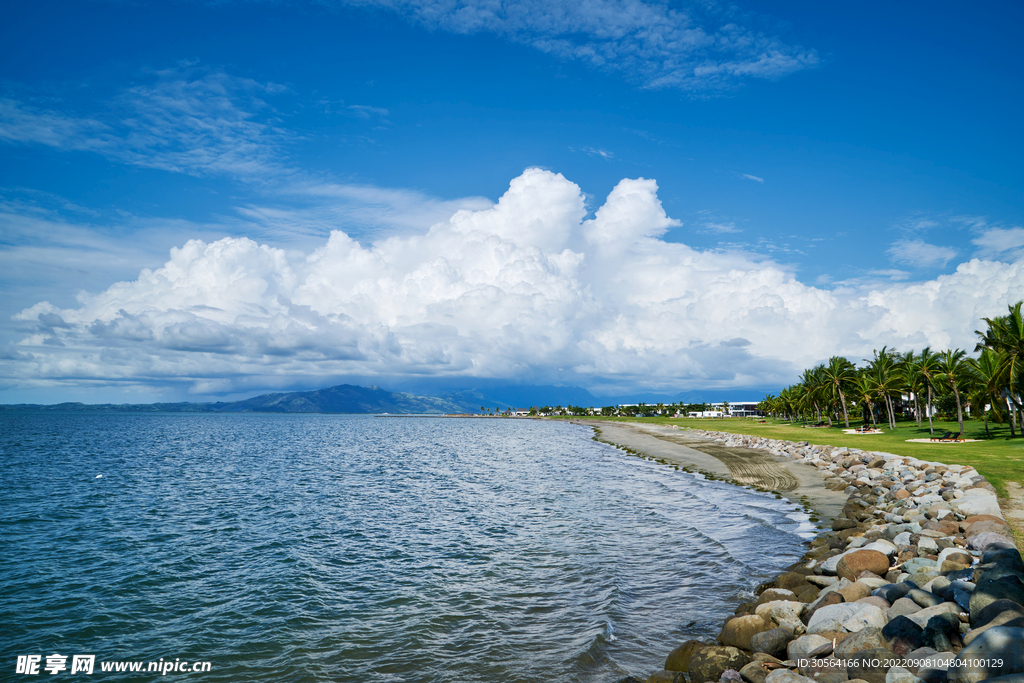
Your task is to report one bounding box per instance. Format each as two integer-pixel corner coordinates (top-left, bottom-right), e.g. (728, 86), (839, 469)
(577, 419), (851, 523)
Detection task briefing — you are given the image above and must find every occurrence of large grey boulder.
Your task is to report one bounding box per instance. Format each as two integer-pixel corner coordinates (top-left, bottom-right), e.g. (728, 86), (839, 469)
(788, 634), (830, 662)
(969, 573), (1024, 622)
(904, 601), (966, 629)
(846, 647), (899, 683)
(885, 666), (922, 683)
(765, 670), (817, 683)
(688, 646), (751, 683)
(947, 627), (1024, 683)
(750, 625), (796, 658)
(808, 603), (886, 634)
(835, 627), (888, 659)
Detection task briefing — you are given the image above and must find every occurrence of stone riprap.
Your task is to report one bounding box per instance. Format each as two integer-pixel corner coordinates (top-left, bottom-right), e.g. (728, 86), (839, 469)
(643, 428), (1024, 683)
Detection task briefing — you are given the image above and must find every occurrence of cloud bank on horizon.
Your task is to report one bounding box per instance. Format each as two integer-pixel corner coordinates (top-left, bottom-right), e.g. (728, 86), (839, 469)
(9, 167), (1023, 398)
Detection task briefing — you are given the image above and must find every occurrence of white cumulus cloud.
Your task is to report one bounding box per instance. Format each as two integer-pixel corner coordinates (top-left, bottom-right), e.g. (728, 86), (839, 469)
(6, 169), (1024, 396)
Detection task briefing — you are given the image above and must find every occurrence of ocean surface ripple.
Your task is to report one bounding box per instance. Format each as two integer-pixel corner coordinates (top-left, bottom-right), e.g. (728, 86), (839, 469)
(0, 413), (810, 682)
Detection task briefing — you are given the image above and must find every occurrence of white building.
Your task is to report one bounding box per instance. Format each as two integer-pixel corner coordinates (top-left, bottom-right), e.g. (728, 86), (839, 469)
(687, 401), (763, 418)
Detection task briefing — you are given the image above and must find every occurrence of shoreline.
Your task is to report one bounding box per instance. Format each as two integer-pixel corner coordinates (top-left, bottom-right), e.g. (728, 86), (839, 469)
(572, 419), (1023, 683)
(577, 419), (848, 524)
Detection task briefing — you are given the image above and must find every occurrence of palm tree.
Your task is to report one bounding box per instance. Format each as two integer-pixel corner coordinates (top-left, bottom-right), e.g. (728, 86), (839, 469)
(758, 394), (777, 418)
(854, 373), (877, 429)
(822, 356), (857, 427)
(901, 350), (925, 427)
(865, 347), (902, 430)
(797, 368), (815, 424)
(936, 348), (970, 439)
(976, 302), (1024, 435)
(917, 347), (942, 435)
(778, 386), (801, 422)
(967, 349), (1006, 438)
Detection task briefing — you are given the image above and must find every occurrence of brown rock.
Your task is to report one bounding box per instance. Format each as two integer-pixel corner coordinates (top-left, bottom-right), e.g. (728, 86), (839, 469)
(665, 640), (706, 672)
(735, 602), (757, 616)
(942, 559), (972, 573)
(838, 581), (872, 603)
(966, 522), (1015, 545)
(793, 584), (820, 603)
(688, 646), (751, 683)
(720, 615), (774, 650)
(944, 551), (973, 565)
(739, 661), (769, 683)
(775, 572), (813, 592)
(837, 550), (891, 581)
(896, 550), (917, 565)
(962, 514), (1008, 526)
(857, 596), (890, 609)
(758, 589), (799, 605)
(894, 489), (911, 500)
(647, 671), (687, 683)
(938, 522), (961, 535)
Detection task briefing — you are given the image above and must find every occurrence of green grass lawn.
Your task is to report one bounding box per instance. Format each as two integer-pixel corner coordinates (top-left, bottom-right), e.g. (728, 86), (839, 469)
(577, 415), (1024, 497)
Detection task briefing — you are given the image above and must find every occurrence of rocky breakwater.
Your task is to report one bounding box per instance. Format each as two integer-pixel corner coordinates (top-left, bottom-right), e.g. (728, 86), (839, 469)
(641, 430), (1024, 683)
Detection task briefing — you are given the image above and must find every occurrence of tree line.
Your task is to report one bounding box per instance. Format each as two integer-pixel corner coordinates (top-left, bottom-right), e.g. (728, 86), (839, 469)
(757, 301), (1024, 439)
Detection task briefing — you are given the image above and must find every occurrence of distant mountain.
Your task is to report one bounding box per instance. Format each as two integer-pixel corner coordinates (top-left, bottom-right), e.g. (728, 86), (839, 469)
(0, 382), (780, 414)
(0, 384), (471, 415)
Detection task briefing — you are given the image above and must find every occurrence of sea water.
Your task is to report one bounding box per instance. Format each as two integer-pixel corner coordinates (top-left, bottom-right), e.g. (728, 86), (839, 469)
(0, 413), (811, 681)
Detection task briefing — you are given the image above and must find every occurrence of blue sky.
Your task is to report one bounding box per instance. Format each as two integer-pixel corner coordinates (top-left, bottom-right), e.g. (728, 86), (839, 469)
(2, 0), (1023, 404)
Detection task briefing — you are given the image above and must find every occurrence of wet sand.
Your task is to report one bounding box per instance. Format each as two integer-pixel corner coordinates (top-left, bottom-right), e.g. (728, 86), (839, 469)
(576, 419), (848, 522)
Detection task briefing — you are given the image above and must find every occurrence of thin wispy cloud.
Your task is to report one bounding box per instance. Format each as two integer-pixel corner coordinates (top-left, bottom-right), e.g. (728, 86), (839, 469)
(739, 173), (764, 183)
(0, 98), (114, 151)
(0, 68), (292, 182)
(887, 238), (957, 269)
(581, 146), (615, 159)
(972, 226), (1024, 259)
(869, 269), (911, 282)
(700, 221), (740, 234)
(345, 104), (390, 120)
(0, 67), (451, 240)
(344, 0), (818, 92)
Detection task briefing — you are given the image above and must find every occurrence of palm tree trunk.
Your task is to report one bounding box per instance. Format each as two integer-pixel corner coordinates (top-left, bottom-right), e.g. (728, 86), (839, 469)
(839, 389), (849, 428)
(885, 395), (895, 430)
(914, 392), (921, 427)
(927, 385), (934, 435)
(1007, 394), (1017, 438)
(953, 383), (964, 439)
